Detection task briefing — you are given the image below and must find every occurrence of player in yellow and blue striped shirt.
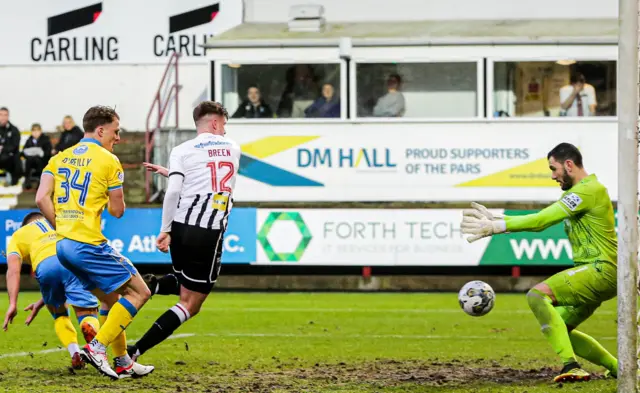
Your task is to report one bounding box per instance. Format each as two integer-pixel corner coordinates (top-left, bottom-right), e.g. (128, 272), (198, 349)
(35, 106), (153, 379)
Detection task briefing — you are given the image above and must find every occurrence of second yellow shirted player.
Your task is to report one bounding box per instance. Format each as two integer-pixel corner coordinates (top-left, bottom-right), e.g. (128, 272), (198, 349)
(36, 105), (153, 379)
(3, 212), (100, 370)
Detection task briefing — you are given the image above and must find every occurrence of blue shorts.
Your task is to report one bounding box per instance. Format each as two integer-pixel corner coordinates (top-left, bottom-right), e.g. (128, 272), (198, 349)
(35, 255), (99, 309)
(56, 238), (138, 295)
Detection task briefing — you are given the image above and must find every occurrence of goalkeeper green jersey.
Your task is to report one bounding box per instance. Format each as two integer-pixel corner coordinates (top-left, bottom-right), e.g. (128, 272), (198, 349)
(504, 174), (617, 266)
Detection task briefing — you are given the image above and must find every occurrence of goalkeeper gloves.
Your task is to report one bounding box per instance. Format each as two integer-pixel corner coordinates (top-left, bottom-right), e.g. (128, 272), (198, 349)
(461, 202), (507, 243)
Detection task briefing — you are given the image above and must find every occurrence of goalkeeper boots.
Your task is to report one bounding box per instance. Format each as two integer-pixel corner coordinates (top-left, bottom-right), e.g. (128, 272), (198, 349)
(554, 362), (590, 383)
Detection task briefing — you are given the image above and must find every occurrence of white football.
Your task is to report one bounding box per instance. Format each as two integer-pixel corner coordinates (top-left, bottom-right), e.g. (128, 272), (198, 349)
(458, 280), (495, 317)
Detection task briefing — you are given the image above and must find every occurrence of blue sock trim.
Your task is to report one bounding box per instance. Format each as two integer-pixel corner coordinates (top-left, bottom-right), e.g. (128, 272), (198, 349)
(99, 309), (110, 316)
(77, 314), (97, 324)
(118, 297), (138, 317)
(53, 311), (69, 319)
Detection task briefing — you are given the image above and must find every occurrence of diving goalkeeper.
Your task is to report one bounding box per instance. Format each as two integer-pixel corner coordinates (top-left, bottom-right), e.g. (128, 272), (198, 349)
(461, 142), (617, 383)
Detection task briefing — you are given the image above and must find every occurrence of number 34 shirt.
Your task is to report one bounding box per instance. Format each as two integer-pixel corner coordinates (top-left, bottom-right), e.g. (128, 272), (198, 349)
(43, 138), (124, 245)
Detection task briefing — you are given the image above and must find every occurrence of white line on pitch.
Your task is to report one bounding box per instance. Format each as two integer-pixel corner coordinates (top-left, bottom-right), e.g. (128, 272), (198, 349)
(145, 307), (617, 315)
(0, 332), (616, 360)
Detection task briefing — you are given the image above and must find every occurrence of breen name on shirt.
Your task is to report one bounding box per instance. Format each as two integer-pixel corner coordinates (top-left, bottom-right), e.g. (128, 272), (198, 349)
(208, 149), (231, 158)
(62, 158), (93, 167)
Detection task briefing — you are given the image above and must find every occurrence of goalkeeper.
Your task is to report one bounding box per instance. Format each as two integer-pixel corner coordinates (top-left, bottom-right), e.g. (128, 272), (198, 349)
(461, 142), (617, 383)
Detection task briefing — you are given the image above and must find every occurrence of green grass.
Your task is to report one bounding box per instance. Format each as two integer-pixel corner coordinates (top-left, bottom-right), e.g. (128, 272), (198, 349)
(0, 291), (620, 392)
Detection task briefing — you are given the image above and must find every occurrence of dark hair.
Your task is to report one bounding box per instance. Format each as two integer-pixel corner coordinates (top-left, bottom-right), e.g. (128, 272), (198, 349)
(569, 72), (586, 84)
(547, 142), (583, 168)
(21, 212), (43, 227)
(31, 123), (42, 131)
(0, 107), (8, 113)
(83, 105), (119, 133)
(388, 74), (402, 84)
(247, 85), (260, 91)
(193, 101), (228, 123)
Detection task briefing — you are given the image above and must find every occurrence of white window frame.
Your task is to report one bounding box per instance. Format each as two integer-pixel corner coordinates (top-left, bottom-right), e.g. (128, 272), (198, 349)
(212, 53), (347, 122)
(486, 44), (617, 120)
(350, 58), (484, 121)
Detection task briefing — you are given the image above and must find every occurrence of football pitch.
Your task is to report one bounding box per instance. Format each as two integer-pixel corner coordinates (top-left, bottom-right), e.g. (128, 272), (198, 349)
(0, 291), (619, 393)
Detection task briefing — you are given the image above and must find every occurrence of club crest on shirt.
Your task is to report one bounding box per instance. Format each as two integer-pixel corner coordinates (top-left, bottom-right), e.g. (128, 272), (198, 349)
(561, 193), (583, 211)
(73, 145), (89, 155)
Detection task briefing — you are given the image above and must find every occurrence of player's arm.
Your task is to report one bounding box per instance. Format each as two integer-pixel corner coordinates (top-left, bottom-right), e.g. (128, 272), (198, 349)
(143, 162), (169, 178)
(3, 237), (23, 331)
(35, 170), (56, 228)
(503, 202), (568, 233)
(157, 149), (185, 252)
(107, 158), (126, 218)
(107, 188), (126, 218)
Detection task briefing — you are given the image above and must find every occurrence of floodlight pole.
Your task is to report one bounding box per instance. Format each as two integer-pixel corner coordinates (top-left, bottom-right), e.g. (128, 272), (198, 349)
(617, 0), (640, 391)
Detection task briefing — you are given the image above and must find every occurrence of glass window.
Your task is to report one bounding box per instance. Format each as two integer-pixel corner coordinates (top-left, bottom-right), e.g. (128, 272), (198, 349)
(493, 60), (616, 118)
(356, 62), (478, 118)
(221, 63), (341, 119)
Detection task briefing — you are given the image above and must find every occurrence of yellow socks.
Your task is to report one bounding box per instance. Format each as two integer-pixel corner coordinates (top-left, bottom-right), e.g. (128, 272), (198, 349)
(93, 298), (137, 349)
(53, 314), (79, 357)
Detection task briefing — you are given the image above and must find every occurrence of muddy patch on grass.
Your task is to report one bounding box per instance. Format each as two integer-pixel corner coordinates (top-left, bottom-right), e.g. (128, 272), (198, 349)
(157, 359), (575, 393)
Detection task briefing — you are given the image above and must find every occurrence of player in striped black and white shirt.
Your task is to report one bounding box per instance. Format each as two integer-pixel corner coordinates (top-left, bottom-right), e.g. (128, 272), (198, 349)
(128, 101), (240, 360)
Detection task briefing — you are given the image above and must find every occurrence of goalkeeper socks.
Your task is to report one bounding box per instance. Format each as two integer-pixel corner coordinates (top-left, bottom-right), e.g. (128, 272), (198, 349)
(54, 314), (78, 351)
(526, 288), (577, 365)
(93, 297), (137, 348)
(156, 274), (181, 295)
(133, 303), (191, 356)
(570, 330), (618, 375)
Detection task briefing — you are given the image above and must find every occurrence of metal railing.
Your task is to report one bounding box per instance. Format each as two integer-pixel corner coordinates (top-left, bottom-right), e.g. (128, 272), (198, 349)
(145, 52), (181, 202)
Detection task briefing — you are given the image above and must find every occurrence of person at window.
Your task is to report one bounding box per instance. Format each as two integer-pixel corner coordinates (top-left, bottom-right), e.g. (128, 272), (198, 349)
(559, 73), (597, 117)
(277, 65), (318, 118)
(22, 123), (52, 190)
(54, 115), (83, 154)
(373, 74), (406, 117)
(304, 83), (340, 118)
(231, 86), (274, 119)
(0, 107), (23, 186)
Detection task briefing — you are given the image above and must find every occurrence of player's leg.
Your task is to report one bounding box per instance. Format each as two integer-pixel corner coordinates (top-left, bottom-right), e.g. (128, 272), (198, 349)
(74, 307), (100, 343)
(129, 285), (208, 360)
(64, 267), (101, 344)
(48, 304), (84, 369)
(144, 272), (181, 297)
(34, 255), (83, 369)
(56, 239), (150, 379)
(97, 295), (155, 378)
(530, 261), (617, 382)
(129, 224), (221, 360)
(554, 263), (618, 377)
(556, 304), (615, 366)
(526, 283), (580, 370)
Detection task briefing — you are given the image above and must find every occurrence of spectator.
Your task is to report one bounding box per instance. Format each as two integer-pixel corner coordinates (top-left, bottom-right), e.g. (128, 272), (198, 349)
(54, 115), (83, 153)
(277, 64), (319, 118)
(559, 73), (597, 117)
(305, 83), (340, 118)
(22, 123), (52, 190)
(231, 86), (274, 119)
(0, 107), (22, 186)
(373, 74), (406, 117)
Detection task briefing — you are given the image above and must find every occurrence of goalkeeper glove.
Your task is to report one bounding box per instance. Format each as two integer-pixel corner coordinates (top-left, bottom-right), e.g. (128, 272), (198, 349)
(461, 202), (507, 243)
